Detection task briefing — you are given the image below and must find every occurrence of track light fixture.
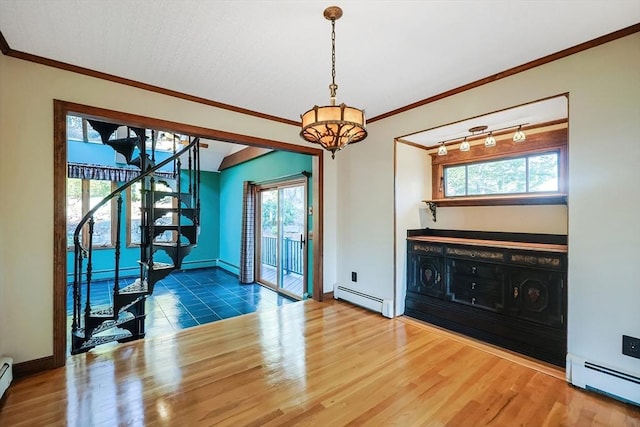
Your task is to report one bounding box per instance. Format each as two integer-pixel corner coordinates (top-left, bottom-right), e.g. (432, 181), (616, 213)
(436, 123), (528, 155)
(512, 125), (526, 143)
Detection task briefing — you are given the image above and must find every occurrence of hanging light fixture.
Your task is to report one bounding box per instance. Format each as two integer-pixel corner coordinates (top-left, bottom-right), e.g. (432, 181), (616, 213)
(437, 142), (448, 156)
(459, 137), (470, 152)
(484, 131), (496, 147)
(513, 125), (526, 143)
(300, 6), (367, 159)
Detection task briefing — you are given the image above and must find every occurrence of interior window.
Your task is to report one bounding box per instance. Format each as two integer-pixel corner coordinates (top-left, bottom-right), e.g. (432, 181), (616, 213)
(443, 151), (560, 198)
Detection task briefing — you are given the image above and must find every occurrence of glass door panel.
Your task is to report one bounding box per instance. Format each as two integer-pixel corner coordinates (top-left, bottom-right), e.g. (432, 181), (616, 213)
(257, 180), (307, 299)
(259, 189), (279, 288)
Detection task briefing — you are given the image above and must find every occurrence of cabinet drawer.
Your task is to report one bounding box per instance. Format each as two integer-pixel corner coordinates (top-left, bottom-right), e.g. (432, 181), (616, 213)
(509, 251), (565, 271)
(450, 275), (502, 297)
(409, 241), (443, 256)
(446, 245), (505, 263)
(447, 258), (505, 281)
(449, 288), (504, 313)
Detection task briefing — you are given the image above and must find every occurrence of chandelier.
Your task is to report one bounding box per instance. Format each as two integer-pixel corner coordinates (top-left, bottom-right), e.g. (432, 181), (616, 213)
(300, 6), (367, 159)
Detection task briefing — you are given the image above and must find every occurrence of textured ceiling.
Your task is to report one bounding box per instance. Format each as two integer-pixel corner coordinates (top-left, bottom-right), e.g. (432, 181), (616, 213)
(1, 0), (638, 125)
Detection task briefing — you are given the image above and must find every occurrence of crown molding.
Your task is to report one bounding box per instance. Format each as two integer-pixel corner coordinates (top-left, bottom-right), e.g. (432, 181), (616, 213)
(1, 23), (638, 127)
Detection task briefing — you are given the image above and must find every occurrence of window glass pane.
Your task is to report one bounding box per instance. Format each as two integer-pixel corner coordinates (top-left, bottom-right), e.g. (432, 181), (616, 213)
(67, 178), (83, 246)
(89, 180), (113, 247)
(67, 116), (84, 141)
(528, 153), (559, 192)
(467, 158), (526, 195)
(444, 166), (466, 196)
(130, 182), (142, 245)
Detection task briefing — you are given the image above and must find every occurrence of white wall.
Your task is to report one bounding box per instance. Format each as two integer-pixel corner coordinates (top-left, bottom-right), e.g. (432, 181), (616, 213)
(337, 33), (640, 378)
(0, 53), (338, 363)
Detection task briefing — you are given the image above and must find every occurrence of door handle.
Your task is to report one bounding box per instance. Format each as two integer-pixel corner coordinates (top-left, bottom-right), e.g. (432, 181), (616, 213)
(301, 233), (305, 245)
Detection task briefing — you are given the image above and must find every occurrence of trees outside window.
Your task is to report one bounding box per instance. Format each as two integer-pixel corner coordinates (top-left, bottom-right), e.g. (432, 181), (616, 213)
(66, 178), (115, 248)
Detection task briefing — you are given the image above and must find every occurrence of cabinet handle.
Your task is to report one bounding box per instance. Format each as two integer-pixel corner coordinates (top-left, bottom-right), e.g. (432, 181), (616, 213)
(513, 287), (519, 299)
(471, 266), (477, 274)
(471, 297), (476, 304)
(471, 282), (476, 290)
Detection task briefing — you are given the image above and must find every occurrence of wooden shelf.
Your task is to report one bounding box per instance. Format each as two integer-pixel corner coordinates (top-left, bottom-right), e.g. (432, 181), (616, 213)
(424, 193), (567, 208)
(407, 235), (568, 253)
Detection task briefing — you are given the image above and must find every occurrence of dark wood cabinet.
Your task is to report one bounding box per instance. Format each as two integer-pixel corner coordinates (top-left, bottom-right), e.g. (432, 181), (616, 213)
(405, 229), (567, 366)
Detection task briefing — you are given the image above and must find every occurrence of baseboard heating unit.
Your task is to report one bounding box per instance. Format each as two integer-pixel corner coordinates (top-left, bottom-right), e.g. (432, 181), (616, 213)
(566, 354), (640, 406)
(0, 357), (13, 399)
(334, 285), (393, 318)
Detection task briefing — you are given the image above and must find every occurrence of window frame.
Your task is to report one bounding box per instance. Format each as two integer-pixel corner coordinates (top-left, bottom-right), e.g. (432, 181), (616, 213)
(430, 126), (568, 206)
(66, 178), (117, 250)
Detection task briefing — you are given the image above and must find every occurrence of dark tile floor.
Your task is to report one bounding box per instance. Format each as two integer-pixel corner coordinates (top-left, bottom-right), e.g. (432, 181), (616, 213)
(67, 267), (297, 340)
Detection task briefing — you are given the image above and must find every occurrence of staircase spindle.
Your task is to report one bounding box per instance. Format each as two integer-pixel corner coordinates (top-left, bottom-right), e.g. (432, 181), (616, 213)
(84, 217), (95, 325)
(188, 142), (192, 195)
(195, 144), (201, 227)
(113, 194), (123, 306)
(72, 240), (83, 330)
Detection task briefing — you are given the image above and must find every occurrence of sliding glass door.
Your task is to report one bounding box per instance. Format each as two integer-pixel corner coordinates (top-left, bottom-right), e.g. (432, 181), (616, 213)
(257, 179), (307, 299)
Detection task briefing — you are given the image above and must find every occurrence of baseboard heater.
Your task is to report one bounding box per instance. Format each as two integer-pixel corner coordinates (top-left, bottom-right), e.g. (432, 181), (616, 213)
(566, 353), (640, 406)
(0, 357), (13, 400)
(334, 285), (393, 318)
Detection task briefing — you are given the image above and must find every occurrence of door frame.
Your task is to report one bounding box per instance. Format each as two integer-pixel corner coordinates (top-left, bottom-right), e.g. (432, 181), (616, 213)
(53, 100), (325, 367)
(255, 177), (309, 299)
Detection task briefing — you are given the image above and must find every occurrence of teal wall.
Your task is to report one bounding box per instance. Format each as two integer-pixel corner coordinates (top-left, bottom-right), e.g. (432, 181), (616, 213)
(219, 151), (313, 295)
(67, 140), (311, 295)
(66, 139), (220, 282)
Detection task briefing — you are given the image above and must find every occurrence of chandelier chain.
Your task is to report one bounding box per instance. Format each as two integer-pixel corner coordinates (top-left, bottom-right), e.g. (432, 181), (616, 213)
(331, 19), (336, 87)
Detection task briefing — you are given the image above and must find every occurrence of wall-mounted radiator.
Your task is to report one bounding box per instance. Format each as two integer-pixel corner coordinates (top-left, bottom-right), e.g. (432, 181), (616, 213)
(334, 285), (393, 318)
(0, 357), (13, 400)
(566, 354), (640, 405)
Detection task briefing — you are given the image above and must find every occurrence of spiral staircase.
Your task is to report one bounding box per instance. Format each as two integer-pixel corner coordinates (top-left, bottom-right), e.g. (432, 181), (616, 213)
(71, 120), (201, 354)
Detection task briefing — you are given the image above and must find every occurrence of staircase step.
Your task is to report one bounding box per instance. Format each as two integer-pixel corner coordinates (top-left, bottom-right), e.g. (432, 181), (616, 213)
(103, 137), (140, 164)
(71, 328), (134, 354)
(151, 225), (197, 244)
(147, 191), (192, 207)
(138, 261), (175, 289)
(86, 310), (137, 335)
(144, 207), (196, 223)
(152, 243), (194, 269)
(119, 278), (149, 295)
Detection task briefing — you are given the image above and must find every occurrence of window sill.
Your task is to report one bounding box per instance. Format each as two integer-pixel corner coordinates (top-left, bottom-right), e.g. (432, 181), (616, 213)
(424, 193), (567, 207)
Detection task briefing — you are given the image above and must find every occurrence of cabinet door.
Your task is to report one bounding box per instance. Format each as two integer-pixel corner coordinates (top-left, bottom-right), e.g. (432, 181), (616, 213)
(509, 268), (565, 328)
(408, 253), (444, 298)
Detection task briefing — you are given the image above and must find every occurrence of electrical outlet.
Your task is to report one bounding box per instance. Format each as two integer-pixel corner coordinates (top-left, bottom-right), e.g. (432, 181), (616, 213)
(622, 335), (640, 359)
(351, 272), (357, 282)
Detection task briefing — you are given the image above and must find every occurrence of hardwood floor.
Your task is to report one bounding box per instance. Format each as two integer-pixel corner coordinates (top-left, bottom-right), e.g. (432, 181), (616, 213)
(1, 300), (638, 426)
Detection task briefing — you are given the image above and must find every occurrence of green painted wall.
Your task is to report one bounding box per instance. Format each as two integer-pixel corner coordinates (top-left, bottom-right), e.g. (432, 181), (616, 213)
(219, 151), (313, 295)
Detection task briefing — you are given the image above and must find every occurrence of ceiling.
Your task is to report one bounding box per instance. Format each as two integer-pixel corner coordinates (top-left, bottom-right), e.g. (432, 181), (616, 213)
(0, 1), (638, 156)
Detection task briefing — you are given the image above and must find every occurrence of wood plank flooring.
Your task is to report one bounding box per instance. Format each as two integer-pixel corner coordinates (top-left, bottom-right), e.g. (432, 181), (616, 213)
(1, 300), (638, 426)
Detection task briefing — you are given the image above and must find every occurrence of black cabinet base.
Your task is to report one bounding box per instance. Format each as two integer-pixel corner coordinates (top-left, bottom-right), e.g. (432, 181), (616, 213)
(405, 294), (566, 367)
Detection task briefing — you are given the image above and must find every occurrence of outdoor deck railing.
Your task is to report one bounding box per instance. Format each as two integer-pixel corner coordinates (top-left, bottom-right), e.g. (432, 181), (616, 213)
(261, 236), (303, 275)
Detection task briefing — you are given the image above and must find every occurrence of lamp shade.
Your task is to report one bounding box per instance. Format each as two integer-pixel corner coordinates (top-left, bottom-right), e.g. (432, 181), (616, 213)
(300, 103), (367, 158)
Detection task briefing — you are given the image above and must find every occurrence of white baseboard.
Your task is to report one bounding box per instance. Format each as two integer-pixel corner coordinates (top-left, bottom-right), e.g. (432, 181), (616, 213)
(566, 353), (640, 405)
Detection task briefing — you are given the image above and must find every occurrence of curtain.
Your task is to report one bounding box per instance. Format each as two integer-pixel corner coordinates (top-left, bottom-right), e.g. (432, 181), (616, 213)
(67, 162), (174, 182)
(239, 181), (256, 284)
